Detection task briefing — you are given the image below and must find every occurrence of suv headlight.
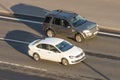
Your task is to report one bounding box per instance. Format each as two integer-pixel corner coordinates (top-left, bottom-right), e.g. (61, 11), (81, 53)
(83, 30), (92, 37)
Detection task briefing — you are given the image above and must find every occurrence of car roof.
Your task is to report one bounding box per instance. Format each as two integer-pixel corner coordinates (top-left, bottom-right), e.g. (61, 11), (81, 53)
(39, 37), (64, 46)
(46, 10), (77, 20)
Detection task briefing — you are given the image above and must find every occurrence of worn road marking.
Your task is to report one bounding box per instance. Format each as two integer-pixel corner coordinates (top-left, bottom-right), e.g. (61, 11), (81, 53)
(0, 15), (42, 24)
(0, 38), (30, 44)
(98, 32), (120, 37)
(0, 60), (47, 71)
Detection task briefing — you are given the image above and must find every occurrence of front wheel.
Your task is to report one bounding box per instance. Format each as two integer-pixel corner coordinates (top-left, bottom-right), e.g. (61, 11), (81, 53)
(75, 34), (83, 42)
(46, 29), (55, 37)
(61, 58), (69, 66)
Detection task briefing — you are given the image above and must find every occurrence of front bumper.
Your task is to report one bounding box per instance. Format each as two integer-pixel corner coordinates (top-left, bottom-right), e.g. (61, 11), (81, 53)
(68, 53), (86, 64)
(83, 30), (99, 39)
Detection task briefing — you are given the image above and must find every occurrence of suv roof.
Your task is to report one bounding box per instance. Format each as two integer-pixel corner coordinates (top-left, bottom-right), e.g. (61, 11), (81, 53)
(46, 10), (78, 20)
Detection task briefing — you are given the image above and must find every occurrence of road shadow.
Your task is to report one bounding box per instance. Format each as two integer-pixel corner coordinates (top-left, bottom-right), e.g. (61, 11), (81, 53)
(11, 3), (49, 18)
(4, 30), (42, 56)
(11, 3), (50, 36)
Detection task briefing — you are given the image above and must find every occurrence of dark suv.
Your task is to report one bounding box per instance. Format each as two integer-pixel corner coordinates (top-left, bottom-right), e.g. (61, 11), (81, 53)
(42, 10), (99, 42)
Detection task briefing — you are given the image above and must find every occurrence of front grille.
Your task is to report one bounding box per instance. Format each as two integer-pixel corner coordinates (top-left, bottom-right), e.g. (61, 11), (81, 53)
(76, 53), (83, 58)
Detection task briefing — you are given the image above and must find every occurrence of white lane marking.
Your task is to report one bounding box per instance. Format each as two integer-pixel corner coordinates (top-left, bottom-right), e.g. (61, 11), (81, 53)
(0, 15), (42, 24)
(0, 61), (47, 71)
(0, 38), (30, 44)
(99, 32), (120, 37)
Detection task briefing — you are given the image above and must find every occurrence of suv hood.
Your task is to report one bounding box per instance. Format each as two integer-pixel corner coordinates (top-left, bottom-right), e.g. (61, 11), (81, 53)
(75, 21), (97, 31)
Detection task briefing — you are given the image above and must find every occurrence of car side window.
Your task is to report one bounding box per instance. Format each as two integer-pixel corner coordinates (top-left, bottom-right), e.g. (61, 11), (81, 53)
(37, 44), (60, 53)
(49, 45), (60, 53)
(37, 44), (49, 50)
(44, 16), (52, 23)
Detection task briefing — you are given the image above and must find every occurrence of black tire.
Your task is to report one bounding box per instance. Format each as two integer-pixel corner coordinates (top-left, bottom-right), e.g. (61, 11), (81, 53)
(33, 53), (40, 61)
(75, 34), (83, 42)
(61, 58), (69, 66)
(46, 29), (55, 37)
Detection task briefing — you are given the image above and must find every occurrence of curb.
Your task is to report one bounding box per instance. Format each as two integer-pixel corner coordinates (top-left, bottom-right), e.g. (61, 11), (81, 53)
(0, 10), (12, 15)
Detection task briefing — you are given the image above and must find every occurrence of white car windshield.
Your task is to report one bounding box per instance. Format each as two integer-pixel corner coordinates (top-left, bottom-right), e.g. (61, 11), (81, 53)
(70, 15), (86, 27)
(56, 41), (73, 52)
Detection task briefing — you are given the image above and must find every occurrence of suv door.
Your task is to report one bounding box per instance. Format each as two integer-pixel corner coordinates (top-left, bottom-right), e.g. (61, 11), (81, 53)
(52, 18), (73, 36)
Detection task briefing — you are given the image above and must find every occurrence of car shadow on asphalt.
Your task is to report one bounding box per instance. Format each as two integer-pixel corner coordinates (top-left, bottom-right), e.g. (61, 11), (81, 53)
(11, 3), (49, 36)
(4, 30), (42, 56)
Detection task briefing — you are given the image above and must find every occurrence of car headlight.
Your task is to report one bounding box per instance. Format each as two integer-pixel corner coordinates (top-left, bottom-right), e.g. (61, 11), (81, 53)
(69, 56), (75, 59)
(83, 30), (92, 36)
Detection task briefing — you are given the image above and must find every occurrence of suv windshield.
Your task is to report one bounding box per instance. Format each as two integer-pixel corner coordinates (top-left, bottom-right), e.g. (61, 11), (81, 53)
(70, 15), (86, 27)
(56, 41), (73, 52)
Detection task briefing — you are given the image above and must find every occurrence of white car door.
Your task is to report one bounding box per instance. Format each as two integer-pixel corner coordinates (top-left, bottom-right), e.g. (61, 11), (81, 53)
(46, 45), (62, 62)
(46, 51), (62, 62)
(36, 44), (62, 62)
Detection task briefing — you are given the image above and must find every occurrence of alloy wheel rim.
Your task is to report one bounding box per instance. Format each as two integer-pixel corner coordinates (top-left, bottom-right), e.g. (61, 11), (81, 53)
(76, 35), (81, 42)
(47, 30), (53, 37)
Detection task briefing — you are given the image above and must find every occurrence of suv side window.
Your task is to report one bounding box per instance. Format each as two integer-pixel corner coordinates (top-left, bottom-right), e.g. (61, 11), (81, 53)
(53, 18), (70, 28)
(61, 19), (70, 28)
(53, 18), (61, 25)
(44, 16), (52, 23)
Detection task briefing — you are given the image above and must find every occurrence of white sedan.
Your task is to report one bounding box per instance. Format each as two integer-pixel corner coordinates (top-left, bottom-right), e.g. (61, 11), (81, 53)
(28, 37), (86, 65)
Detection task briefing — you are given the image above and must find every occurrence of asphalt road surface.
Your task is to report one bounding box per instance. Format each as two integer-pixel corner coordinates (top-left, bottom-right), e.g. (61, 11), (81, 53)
(1, 0), (120, 29)
(0, 17), (120, 80)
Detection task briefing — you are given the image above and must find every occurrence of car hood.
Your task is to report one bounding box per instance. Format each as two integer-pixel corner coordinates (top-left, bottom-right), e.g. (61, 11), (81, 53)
(75, 20), (97, 31)
(63, 46), (83, 56)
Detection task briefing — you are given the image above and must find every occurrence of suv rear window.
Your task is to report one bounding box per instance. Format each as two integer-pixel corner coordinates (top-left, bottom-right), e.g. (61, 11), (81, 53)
(44, 17), (52, 23)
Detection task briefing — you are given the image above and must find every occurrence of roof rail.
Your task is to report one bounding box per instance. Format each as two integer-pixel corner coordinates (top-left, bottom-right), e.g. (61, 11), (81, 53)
(56, 9), (62, 12)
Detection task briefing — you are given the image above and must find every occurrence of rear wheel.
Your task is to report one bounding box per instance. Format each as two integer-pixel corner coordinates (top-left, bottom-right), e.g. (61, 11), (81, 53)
(75, 34), (83, 42)
(61, 58), (69, 66)
(46, 29), (55, 37)
(33, 53), (40, 61)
